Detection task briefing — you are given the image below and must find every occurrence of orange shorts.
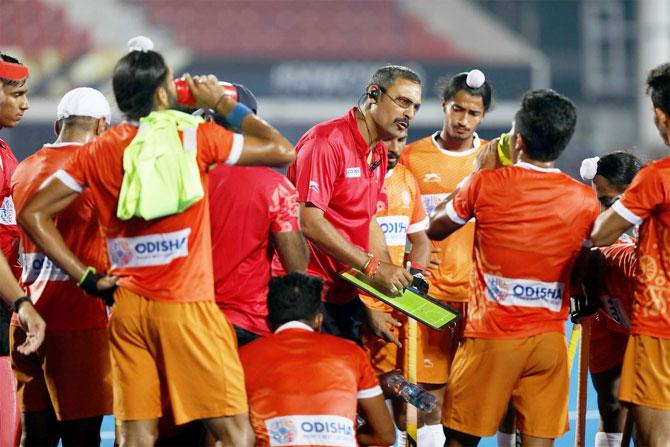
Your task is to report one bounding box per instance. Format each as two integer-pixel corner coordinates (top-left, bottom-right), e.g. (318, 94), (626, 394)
(589, 314), (628, 374)
(619, 334), (670, 409)
(363, 302), (465, 384)
(10, 326), (112, 420)
(109, 287), (247, 424)
(443, 332), (569, 439)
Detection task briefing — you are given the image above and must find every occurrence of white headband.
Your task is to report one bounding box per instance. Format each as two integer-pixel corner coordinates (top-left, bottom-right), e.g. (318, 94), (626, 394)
(580, 156), (600, 181)
(127, 36), (154, 53)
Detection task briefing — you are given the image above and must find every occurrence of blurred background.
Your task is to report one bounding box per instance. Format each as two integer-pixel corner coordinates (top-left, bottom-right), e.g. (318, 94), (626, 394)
(2, 0), (670, 178)
(1, 1), (668, 445)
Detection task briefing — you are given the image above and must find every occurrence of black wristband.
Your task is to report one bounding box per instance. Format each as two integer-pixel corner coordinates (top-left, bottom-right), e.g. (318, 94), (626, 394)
(79, 269), (116, 306)
(12, 296), (32, 314)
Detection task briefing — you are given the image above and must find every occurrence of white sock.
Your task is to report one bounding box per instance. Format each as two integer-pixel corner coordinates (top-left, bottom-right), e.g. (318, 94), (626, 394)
(416, 424), (445, 447)
(595, 431), (623, 447)
(606, 432), (623, 446)
(396, 430), (407, 447)
(496, 430), (516, 447)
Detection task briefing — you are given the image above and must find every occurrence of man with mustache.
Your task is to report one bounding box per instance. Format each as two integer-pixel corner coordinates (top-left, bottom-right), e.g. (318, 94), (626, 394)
(279, 65), (421, 344)
(398, 70), (492, 446)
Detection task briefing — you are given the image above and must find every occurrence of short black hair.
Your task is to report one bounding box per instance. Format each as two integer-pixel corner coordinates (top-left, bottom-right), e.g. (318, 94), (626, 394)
(439, 72), (493, 111)
(596, 151), (642, 189)
(267, 273), (324, 329)
(646, 63), (670, 115)
(514, 89), (577, 162)
(0, 53), (27, 87)
(368, 65), (422, 91)
(112, 50), (169, 121)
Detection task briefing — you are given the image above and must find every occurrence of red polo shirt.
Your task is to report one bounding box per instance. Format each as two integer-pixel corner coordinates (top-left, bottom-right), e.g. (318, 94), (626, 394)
(282, 107), (387, 304)
(209, 165), (300, 336)
(0, 139), (19, 267)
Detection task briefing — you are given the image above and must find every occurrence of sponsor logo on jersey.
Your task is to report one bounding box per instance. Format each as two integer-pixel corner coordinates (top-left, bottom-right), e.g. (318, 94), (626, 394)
(107, 228), (191, 268)
(345, 167), (361, 178)
(0, 195), (16, 225)
(21, 252), (69, 284)
(600, 294), (631, 329)
(265, 415), (355, 446)
(423, 173), (442, 183)
(309, 180), (320, 193)
(484, 273), (564, 312)
(421, 193), (448, 216)
(376, 215), (410, 247)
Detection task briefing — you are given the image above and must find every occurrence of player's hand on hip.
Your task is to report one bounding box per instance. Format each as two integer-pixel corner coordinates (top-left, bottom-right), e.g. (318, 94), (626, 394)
(366, 308), (402, 348)
(16, 303), (46, 355)
(375, 262), (412, 296)
(424, 247), (441, 276)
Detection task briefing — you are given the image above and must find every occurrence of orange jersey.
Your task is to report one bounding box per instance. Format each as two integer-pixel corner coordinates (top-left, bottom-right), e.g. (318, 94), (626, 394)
(450, 162), (599, 338)
(613, 157), (670, 338)
(239, 322), (381, 447)
(59, 122), (241, 303)
(377, 163), (428, 266)
(11, 143), (108, 331)
(596, 242), (637, 333)
(362, 164), (427, 311)
(400, 132), (487, 302)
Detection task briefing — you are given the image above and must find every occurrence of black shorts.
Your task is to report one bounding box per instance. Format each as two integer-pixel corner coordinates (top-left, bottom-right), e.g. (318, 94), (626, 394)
(322, 297), (367, 345)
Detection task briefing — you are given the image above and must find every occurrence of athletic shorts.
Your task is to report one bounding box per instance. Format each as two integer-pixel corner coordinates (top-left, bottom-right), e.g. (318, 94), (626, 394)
(619, 334), (670, 409)
(443, 332), (569, 439)
(10, 326), (112, 420)
(589, 314), (629, 374)
(363, 302), (465, 384)
(109, 287), (248, 424)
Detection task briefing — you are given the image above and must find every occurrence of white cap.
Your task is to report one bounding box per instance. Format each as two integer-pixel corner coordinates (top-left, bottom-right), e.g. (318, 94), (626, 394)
(56, 87), (111, 124)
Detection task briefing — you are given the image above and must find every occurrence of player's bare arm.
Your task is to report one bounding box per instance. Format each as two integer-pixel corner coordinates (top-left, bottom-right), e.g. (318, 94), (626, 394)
(368, 219), (392, 263)
(356, 394), (396, 446)
(591, 207), (633, 247)
(18, 178), (116, 290)
(426, 197), (465, 241)
(185, 74), (295, 167)
(407, 231), (431, 267)
(0, 252), (45, 355)
(301, 203), (412, 293)
(272, 231), (309, 272)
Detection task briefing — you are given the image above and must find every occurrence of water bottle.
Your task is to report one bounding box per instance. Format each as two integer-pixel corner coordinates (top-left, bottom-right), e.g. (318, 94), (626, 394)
(174, 77), (238, 106)
(382, 373), (437, 413)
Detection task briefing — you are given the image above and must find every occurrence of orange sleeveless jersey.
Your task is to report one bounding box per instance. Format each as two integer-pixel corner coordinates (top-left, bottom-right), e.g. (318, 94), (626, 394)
(11, 143), (108, 331)
(450, 163), (600, 338)
(613, 157), (670, 338)
(399, 132), (487, 302)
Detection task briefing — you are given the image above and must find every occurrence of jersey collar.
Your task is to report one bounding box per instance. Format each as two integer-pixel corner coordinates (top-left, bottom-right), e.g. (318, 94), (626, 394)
(274, 321), (315, 334)
(347, 107), (385, 158)
(431, 131), (481, 156)
(515, 160), (561, 173)
(43, 142), (84, 148)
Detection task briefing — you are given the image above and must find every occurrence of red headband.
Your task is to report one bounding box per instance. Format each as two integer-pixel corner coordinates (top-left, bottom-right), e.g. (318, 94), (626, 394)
(0, 60), (29, 81)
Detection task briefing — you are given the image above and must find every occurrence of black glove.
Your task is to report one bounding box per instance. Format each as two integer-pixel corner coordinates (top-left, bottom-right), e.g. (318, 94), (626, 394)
(79, 269), (116, 306)
(569, 293), (599, 323)
(409, 267), (429, 295)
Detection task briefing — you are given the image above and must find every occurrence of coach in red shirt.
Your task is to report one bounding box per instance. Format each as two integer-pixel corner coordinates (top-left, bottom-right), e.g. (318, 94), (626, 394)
(283, 65), (421, 342)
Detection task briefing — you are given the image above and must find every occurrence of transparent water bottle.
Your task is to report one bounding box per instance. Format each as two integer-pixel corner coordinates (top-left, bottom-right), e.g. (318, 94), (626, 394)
(382, 374), (437, 413)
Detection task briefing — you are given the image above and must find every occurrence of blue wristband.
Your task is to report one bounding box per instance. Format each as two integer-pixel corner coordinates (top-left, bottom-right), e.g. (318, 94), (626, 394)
(226, 102), (253, 129)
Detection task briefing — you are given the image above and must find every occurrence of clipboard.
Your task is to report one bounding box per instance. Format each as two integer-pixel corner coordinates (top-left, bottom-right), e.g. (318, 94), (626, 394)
(340, 268), (461, 331)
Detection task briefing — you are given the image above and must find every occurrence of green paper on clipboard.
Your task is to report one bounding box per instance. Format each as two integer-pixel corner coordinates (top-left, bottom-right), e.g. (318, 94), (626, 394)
(340, 268), (461, 331)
